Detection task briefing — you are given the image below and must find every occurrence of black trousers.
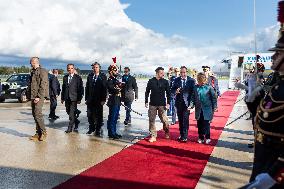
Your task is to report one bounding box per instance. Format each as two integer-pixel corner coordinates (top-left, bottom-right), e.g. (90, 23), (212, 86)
(65, 100), (79, 129)
(197, 110), (210, 140)
(176, 104), (190, 140)
(49, 95), (57, 117)
(87, 103), (103, 132)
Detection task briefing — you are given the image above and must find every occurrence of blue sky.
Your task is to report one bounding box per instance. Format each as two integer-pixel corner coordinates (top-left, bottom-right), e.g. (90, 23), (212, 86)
(121, 0), (278, 45)
(0, 0), (279, 72)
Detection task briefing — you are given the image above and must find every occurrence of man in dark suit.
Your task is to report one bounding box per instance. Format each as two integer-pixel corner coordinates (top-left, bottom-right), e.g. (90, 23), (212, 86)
(61, 64), (84, 133)
(85, 62), (107, 136)
(121, 67), (138, 125)
(49, 69), (61, 120)
(171, 66), (195, 142)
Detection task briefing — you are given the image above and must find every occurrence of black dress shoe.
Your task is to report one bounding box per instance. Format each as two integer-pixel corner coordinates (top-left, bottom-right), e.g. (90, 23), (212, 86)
(54, 115), (60, 119)
(115, 134), (122, 138)
(111, 135), (120, 140)
(94, 132), (101, 137)
(74, 120), (80, 131)
(248, 143), (254, 148)
(86, 130), (94, 135)
(65, 129), (72, 133)
(108, 134), (115, 138)
(179, 138), (188, 143)
(73, 129), (78, 133)
(124, 120), (128, 125)
(48, 115), (56, 119)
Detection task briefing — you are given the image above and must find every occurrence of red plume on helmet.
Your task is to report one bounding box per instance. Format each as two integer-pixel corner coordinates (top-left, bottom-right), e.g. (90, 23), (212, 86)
(112, 57), (116, 64)
(278, 1), (284, 23)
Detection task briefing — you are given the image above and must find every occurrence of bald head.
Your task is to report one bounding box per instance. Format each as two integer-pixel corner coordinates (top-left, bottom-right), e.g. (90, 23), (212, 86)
(30, 57), (40, 69)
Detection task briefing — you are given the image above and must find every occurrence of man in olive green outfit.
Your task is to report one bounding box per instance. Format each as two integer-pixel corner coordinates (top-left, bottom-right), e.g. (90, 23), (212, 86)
(27, 57), (49, 141)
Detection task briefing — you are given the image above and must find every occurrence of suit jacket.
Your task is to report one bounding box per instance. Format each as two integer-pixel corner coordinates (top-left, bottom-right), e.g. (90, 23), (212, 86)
(190, 84), (217, 121)
(121, 74), (138, 103)
(169, 76), (177, 98)
(61, 74), (84, 102)
(85, 72), (107, 104)
(49, 75), (61, 97)
(171, 76), (195, 109)
(26, 67), (49, 100)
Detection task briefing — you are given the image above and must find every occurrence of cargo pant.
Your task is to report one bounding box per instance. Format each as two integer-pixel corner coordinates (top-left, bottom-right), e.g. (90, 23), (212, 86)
(148, 105), (169, 138)
(31, 99), (46, 134)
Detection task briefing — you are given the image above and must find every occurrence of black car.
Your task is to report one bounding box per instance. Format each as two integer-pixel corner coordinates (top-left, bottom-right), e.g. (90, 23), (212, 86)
(0, 73), (30, 103)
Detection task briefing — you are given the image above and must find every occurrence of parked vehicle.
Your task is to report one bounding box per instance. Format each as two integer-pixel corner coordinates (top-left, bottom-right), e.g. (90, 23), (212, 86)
(0, 73), (30, 103)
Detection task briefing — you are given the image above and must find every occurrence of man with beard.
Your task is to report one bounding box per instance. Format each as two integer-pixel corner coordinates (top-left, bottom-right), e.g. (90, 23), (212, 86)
(145, 67), (170, 143)
(27, 57), (49, 141)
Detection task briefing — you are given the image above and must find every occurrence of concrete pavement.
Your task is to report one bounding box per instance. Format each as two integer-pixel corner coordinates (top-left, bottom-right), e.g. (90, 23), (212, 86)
(0, 81), (254, 189)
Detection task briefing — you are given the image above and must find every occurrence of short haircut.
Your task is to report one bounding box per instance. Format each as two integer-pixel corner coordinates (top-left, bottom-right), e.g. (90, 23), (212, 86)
(92, 62), (101, 68)
(30, 57), (40, 64)
(124, 67), (130, 71)
(67, 63), (75, 68)
(180, 66), (187, 70)
(155, 67), (164, 73)
(52, 69), (59, 73)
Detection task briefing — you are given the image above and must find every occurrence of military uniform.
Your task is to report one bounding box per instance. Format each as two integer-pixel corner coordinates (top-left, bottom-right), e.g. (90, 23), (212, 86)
(26, 66), (49, 141)
(106, 65), (122, 139)
(250, 75), (284, 188)
(247, 6), (284, 187)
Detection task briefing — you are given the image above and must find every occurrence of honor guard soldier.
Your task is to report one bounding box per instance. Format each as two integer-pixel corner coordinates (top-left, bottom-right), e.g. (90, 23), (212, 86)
(106, 64), (123, 139)
(245, 3), (284, 188)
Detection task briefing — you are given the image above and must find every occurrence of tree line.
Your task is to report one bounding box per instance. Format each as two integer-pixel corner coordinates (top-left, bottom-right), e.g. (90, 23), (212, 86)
(0, 66), (64, 75)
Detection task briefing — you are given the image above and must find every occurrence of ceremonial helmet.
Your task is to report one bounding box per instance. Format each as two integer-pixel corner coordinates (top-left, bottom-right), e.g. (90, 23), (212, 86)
(108, 64), (118, 74)
(268, 1), (284, 72)
(202, 66), (210, 72)
(256, 63), (265, 73)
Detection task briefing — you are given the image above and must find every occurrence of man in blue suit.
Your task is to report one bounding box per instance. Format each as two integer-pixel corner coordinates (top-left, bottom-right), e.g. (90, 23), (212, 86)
(171, 66), (195, 142)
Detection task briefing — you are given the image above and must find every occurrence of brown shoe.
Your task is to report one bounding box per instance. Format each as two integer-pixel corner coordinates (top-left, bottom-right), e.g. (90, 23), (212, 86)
(38, 132), (47, 141)
(29, 133), (39, 141)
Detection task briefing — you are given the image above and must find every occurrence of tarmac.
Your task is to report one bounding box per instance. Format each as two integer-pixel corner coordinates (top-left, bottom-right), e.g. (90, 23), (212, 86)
(0, 80), (254, 189)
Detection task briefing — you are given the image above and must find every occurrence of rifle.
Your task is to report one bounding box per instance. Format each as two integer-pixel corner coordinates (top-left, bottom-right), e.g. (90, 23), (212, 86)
(226, 110), (249, 126)
(121, 103), (143, 116)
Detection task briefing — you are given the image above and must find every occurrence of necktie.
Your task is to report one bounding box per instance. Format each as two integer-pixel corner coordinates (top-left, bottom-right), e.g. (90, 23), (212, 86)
(68, 75), (72, 84)
(93, 75), (98, 85)
(182, 79), (186, 88)
(182, 78), (188, 106)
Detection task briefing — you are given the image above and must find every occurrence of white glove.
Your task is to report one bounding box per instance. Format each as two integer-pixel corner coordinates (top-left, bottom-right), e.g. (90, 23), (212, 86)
(247, 173), (276, 189)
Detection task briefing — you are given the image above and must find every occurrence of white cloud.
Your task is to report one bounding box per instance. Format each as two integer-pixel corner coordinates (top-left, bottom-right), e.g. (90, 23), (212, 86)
(0, 0), (279, 74)
(227, 25), (279, 53)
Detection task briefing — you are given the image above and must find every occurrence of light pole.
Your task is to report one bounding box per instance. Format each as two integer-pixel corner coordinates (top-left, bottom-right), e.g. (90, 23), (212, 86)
(253, 0), (258, 73)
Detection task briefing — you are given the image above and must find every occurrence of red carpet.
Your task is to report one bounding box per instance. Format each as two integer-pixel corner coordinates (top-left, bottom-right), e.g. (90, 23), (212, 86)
(54, 91), (240, 189)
